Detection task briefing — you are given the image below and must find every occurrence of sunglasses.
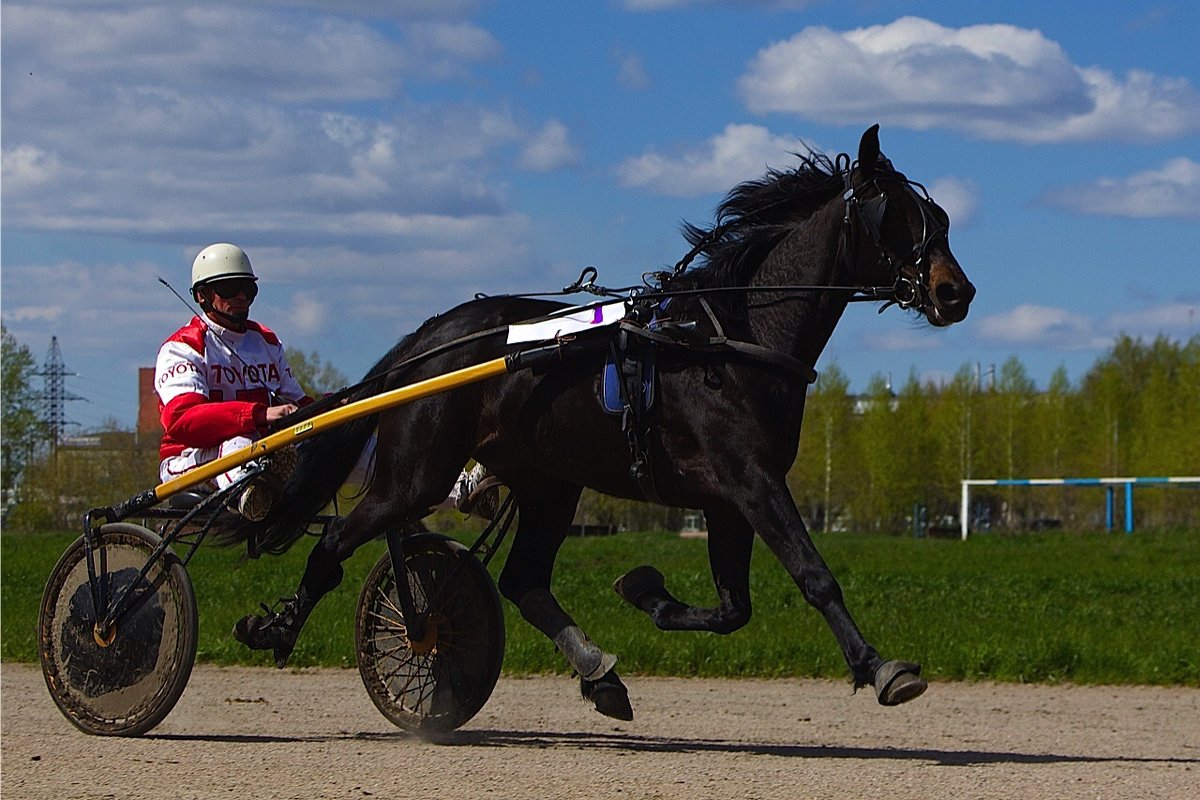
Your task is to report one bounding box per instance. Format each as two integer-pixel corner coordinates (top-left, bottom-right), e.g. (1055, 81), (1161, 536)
(208, 279), (258, 301)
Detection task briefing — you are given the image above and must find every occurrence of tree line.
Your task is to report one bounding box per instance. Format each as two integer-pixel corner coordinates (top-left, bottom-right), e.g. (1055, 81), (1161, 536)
(4, 323), (1197, 533)
(788, 334), (1200, 533)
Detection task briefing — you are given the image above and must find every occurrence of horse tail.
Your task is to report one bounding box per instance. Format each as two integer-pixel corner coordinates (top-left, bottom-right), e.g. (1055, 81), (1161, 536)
(211, 339), (411, 556)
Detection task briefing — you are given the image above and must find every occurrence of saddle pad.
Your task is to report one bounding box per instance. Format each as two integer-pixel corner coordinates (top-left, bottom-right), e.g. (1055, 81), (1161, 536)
(507, 300), (628, 344)
(601, 349), (656, 416)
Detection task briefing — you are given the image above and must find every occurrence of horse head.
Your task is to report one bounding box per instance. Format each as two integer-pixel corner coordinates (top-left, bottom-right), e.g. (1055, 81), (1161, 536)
(850, 125), (975, 327)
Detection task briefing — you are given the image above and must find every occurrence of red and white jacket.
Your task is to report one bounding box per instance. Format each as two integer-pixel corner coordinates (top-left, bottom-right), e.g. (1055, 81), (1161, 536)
(155, 315), (311, 460)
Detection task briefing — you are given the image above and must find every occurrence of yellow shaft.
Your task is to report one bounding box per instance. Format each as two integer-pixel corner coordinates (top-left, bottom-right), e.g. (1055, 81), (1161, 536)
(153, 356), (511, 501)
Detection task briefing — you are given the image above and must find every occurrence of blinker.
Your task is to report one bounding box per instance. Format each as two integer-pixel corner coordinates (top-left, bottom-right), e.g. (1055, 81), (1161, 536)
(863, 193), (887, 238)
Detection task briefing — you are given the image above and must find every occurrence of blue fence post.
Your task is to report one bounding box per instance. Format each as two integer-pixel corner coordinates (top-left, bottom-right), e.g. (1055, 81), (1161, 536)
(1125, 482), (1135, 534)
(1105, 486), (1114, 531)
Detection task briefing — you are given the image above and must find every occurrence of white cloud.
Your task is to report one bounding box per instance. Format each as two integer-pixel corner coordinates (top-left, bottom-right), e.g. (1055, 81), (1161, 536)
(28, 0), (474, 15)
(616, 123), (801, 196)
(1043, 158), (1200, 219)
(976, 304), (1100, 349)
(0, 0), (548, 371)
(4, 305), (65, 323)
(286, 292), (329, 337)
(4, 6), (412, 104)
(976, 301), (1200, 350)
(400, 22), (504, 82)
(927, 177), (979, 228)
(0, 145), (62, 191)
(614, 49), (651, 91)
(738, 17), (1200, 143)
(1107, 303), (1200, 337)
(519, 120), (581, 171)
(1, 1), (528, 242)
(623, 0), (819, 9)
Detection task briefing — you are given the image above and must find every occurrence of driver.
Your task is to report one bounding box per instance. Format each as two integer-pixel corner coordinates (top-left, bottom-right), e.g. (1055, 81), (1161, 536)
(155, 243), (500, 521)
(154, 243), (312, 520)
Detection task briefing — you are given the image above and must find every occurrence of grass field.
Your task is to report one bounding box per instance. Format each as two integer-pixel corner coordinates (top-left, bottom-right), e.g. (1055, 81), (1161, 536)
(4, 526), (1197, 685)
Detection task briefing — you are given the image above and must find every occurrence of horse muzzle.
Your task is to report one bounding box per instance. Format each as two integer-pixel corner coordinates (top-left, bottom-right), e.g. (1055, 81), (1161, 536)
(923, 257), (975, 326)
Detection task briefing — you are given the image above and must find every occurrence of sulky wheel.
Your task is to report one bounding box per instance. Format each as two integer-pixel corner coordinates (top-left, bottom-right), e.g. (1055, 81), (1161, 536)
(355, 533), (505, 735)
(38, 523), (198, 736)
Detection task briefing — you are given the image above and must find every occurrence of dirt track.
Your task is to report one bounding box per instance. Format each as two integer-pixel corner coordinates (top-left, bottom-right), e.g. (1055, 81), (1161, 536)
(3, 662), (1197, 799)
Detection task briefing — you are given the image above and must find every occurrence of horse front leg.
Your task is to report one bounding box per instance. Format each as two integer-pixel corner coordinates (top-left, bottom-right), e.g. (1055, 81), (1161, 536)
(614, 502), (753, 634)
(737, 470), (927, 706)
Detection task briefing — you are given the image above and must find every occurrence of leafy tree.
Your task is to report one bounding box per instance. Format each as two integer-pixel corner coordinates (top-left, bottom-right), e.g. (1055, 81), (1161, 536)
(285, 348), (350, 397)
(854, 374), (901, 530)
(995, 357), (1036, 477)
(1039, 366), (1074, 475)
(1078, 334), (1152, 475)
(791, 363), (856, 531)
(2, 325), (46, 507)
(892, 371), (939, 513)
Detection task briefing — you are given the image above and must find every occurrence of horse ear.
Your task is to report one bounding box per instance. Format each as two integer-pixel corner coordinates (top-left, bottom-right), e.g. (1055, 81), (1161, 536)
(858, 124), (881, 176)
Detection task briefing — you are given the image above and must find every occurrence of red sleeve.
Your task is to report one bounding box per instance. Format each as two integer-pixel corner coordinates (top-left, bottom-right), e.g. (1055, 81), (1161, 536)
(160, 392), (266, 449)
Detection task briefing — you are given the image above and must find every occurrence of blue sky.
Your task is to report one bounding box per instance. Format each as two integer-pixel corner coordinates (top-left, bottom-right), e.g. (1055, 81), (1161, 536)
(3, 0), (1198, 432)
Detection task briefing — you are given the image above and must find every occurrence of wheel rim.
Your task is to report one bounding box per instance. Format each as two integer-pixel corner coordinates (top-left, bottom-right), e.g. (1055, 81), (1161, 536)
(357, 538), (503, 733)
(39, 525), (197, 736)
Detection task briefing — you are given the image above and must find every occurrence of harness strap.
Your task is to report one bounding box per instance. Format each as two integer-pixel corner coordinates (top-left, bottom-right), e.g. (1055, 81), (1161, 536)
(697, 295), (726, 340)
(608, 334), (662, 505)
(719, 339), (819, 384)
(616, 320), (818, 385)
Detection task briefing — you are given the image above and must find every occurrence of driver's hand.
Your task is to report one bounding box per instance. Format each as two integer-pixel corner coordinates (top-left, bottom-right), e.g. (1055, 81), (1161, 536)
(265, 403), (299, 423)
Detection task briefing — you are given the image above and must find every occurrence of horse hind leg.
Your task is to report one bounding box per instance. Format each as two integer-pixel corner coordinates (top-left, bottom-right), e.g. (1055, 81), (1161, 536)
(232, 520), (347, 667)
(233, 441), (467, 667)
(233, 382), (487, 667)
(496, 484), (633, 721)
(518, 589), (632, 721)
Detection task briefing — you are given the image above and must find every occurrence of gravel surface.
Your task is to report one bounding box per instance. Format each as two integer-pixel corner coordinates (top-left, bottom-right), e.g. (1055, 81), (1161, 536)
(3, 662), (1197, 799)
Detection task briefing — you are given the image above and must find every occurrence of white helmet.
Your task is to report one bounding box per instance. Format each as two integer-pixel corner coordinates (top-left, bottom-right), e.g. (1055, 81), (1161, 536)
(190, 243), (257, 290)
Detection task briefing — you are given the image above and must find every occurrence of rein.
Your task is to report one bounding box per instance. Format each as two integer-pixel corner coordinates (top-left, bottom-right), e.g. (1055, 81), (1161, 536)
(545, 152), (943, 312)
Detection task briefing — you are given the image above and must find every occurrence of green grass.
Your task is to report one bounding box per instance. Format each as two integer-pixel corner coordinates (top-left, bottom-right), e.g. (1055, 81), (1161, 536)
(4, 527), (1197, 685)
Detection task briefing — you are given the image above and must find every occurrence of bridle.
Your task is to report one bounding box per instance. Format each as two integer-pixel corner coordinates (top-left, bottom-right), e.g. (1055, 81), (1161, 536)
(836, 152), (950, 315)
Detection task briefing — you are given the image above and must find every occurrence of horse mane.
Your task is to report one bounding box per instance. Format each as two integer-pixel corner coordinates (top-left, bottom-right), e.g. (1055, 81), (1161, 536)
(674, 149), (843, 291)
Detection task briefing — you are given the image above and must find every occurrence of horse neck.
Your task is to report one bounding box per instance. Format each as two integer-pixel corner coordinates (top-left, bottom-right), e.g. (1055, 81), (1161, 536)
(746, 199), (854, 368)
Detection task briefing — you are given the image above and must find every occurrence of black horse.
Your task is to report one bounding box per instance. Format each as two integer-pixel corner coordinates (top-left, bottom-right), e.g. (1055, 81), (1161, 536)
(227, 125), (974, 719)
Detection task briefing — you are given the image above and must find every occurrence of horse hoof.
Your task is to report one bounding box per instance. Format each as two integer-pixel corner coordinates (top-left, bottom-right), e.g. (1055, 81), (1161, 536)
(874, 660), (927, 706)
(232, 605), (300, 669)
(581, 669), (634, 721)
(613, 565), (665, 609)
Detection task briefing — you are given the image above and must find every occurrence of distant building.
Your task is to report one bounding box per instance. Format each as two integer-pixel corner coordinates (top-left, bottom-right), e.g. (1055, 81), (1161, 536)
(137, 367), (161, 446)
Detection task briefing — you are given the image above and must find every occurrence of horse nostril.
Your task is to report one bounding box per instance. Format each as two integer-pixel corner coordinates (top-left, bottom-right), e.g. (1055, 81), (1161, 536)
(936, 280), (975, 309)
(935, 283), (959, 307)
